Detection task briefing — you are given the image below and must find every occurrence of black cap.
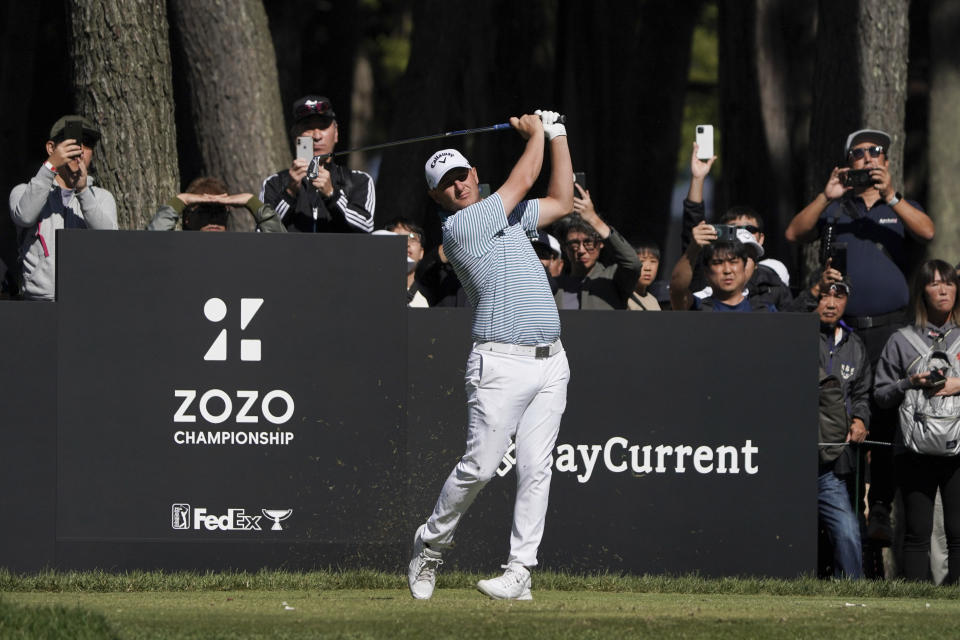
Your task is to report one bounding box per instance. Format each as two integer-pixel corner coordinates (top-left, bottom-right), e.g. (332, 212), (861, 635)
(292, 96), (336, 123)
(49, 115), (101, 144)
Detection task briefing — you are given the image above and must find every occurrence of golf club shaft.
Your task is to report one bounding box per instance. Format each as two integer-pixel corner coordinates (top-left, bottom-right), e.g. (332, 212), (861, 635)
(316, 114), (567, 161)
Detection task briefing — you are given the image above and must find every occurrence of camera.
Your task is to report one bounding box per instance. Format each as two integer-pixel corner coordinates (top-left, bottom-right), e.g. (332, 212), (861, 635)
(843, 169), (875, 188)
(710, 224), (738, 243)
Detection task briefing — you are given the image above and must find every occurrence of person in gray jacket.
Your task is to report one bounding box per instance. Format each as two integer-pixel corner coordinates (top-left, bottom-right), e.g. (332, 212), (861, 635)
(147, 176), (284, 233)
(9, 115), (117, 300)
(874, 259), (960, 582)
(554, 184), (640, 309)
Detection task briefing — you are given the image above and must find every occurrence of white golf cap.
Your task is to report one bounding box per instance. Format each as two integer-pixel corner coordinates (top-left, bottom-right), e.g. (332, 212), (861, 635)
(425, 148), (472, 189)
(735, 228), (764, 260)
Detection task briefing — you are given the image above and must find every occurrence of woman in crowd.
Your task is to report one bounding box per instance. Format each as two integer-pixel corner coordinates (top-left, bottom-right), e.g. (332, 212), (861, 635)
(874, 259), (960, 582)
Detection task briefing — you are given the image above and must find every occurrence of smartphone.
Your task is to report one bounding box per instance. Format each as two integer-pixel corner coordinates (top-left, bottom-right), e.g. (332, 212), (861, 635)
(696, 124), (714, 160)
(928, 369), (947, 389)
(843, 169), (875, 188)
(64, 119), (83, 145)
(574, 172), (587, 191)
(296, 136), (313, 162)
(828, 243), (847, 275)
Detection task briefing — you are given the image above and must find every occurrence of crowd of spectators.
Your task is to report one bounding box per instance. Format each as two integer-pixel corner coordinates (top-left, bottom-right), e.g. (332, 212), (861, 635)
(7, 98), (960, 584)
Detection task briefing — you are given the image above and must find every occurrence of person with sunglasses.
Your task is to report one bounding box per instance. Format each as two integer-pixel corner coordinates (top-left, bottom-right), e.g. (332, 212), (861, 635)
(786, 128), (934, 555)
(9, 115), (118, 301)
(259, 95), (375, 234)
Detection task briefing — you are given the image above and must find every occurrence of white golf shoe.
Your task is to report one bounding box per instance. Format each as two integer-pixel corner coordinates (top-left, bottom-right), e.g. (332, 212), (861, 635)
(476, 563), (532, 600)
(407, 524), (442, 600)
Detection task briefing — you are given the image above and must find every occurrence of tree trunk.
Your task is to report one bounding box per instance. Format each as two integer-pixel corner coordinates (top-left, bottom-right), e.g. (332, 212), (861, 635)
(68, 0), (180, 230)
(803, 0), (910, 278)
(926, 0), (960, 261)
(169, 0), (288, 198)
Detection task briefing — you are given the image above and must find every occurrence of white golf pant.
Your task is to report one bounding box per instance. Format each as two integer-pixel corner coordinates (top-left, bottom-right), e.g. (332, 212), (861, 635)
(422, 344), (569, 567)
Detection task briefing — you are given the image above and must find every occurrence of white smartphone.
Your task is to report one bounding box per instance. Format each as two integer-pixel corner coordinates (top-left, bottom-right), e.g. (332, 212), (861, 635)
(296, 136), (313, 162)
(695, 124), (714, 160)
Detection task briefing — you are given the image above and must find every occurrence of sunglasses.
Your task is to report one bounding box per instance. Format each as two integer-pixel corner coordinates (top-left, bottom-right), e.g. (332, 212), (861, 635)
(295, 99), (333, 120)
(848, 145), (884, 161)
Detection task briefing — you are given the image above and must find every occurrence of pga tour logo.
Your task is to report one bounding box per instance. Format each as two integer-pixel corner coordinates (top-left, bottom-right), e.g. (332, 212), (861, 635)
(171, 504), (293, 531)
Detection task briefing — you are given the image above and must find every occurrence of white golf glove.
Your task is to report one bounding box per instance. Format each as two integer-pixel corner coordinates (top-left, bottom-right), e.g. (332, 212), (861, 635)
(535, 109), (566, 140)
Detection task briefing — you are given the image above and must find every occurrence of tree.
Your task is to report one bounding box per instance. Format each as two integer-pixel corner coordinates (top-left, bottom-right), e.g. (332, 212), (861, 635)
(68, 0), (180, 230)
(169, 0), (288, 204)
(926, 0), (960, 262)
(802, 0), (910, 275)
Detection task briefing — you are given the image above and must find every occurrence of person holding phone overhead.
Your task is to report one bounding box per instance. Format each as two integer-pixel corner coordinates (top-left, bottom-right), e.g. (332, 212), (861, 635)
(260, 95), (375, 233)
(8, 115), (118, 301)
(785, 128), (934, 554)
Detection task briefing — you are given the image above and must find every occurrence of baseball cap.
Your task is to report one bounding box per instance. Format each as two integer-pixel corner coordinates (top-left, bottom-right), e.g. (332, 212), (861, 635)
(49, 115), (100, 144)
(292, 95), (336, 123)
(844, 129), (891, 156)
(425, 149), (472, 190)
(735, 228), (764, 260)
(530, 231), (561, 257)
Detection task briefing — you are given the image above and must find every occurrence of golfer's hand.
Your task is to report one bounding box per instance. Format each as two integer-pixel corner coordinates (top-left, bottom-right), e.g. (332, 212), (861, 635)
(510, 114), (543, 141)
(535, 109), (566, 140)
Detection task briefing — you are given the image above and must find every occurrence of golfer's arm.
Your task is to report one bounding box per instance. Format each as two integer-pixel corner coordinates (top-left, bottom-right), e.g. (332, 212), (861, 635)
(537, 137), (574, 228)
(496, 135), (544, 216)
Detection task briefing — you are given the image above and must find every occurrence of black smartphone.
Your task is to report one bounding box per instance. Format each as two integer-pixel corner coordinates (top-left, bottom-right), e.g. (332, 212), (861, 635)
(64, 119), (83, 144)
(829, 243), (847, 275)
(843, 169), (874, 188)
(928, 369), (947, 389)
(574, 172), (587, 191)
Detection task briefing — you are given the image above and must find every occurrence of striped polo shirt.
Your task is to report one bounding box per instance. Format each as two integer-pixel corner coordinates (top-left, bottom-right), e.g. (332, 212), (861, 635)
(441, 194), (561, 345)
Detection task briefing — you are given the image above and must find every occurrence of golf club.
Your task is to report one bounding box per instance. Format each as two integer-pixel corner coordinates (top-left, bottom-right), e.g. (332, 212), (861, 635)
(307, 114), (566, 179)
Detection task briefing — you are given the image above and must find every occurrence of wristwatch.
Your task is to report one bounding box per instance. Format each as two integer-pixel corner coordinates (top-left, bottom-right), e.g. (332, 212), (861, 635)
(887, 191), (902, 207)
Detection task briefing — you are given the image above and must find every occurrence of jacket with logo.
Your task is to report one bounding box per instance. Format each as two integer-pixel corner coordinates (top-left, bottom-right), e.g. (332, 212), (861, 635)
(9, 164), (118, 301)
(259, 162), (374, 234)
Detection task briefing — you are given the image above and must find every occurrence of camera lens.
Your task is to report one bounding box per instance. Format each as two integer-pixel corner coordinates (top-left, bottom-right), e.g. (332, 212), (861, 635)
(697, 127), (703, 133)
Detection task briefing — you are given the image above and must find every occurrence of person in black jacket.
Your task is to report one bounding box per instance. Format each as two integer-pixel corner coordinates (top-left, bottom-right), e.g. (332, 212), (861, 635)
(259, 96), (375, 233)
(817, 279), (870, 579)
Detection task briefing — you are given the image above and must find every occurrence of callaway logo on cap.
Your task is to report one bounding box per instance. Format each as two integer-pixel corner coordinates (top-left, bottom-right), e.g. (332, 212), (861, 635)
(425, 149), (472, 189)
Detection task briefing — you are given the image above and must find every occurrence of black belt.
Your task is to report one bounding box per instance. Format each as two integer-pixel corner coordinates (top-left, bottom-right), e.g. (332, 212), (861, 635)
(843, 308), (905, 330)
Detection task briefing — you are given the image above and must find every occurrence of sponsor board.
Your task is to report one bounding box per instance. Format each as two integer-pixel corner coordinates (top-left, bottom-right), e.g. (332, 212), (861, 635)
(171, 504), (293, 532)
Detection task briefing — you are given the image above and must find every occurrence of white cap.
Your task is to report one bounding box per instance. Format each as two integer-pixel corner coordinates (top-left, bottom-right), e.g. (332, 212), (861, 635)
(425, 148), (472, 189)
(735, 228), (764, 260)
(844, 129), (891, 156)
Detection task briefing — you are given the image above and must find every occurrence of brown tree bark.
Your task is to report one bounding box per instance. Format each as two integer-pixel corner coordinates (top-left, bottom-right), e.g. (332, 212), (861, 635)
(927, 0), (960, 262)
(68, 0), (180, 230)
(802, 0), (910, 275)
(169, 0), (288, 198)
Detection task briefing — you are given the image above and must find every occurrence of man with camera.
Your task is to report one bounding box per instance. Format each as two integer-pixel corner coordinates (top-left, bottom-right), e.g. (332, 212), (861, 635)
(785, 128), (934, 548)
(260, 96), (375, 234)
(554, 184), (641, 310)
(670, 222), (774, 312)
(9, 115), (118, 301)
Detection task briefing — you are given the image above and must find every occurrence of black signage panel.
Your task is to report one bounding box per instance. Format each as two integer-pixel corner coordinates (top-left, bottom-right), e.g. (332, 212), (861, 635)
(56, 231), (408, 559)
(407, 310), (817, 577)
(0, 302), (57, 571)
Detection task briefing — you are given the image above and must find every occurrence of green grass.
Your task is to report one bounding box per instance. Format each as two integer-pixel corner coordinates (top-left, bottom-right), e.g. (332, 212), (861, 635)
(2, 571), (959, 639)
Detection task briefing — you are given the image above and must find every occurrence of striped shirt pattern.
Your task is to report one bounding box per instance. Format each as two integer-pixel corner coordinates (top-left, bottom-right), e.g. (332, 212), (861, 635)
(442, 194), (560, 345)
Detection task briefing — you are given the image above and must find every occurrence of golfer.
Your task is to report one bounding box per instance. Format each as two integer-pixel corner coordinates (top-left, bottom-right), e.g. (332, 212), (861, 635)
(408, 110), (573, 601)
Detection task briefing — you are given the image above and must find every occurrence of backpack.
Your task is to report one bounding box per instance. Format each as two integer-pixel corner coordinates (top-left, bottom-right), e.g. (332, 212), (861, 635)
(897, 327), (960, 456)
(819, 367), (850, 464)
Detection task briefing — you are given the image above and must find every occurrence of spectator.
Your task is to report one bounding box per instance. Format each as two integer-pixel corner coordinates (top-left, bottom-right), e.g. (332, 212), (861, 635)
(260, 96), (374, 233)
(816, 279), (870, 579)
(627, 241), (661, 311)
(682, 142), (792, 309)
(9, 115), (118, 301)
(554, 185), (641, 309)
(874, 259), (960, 582)
(530, 231), (563, 278)
(383, 217), (430, 307)
(787, 128), (934, 547)
(146, 177), (284, 232)
(670, 223), (773, 312)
